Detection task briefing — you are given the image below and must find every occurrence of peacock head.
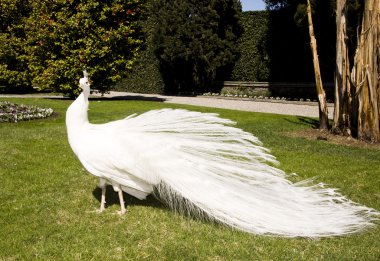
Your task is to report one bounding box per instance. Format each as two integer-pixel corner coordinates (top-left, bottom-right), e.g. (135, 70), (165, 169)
(79, 70), (91, 94)
(79, 77), (91, 90)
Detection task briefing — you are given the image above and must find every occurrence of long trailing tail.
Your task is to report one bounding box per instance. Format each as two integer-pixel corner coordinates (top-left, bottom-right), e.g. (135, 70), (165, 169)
(123, 109), (379, 237)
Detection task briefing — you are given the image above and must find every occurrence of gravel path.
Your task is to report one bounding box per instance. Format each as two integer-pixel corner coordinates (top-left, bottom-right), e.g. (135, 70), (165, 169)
(1, 91), (334, 119)
(92, 91), (334, 119)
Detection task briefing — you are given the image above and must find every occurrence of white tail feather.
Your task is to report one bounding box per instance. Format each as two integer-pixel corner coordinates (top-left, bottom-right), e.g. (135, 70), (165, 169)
(119, 109), (378, 237)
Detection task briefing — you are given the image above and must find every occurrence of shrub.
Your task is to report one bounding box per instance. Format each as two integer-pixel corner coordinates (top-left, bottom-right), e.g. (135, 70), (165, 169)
(231, 10), (315, 82)
(25, 0), (144, 97)
(0, 0), (144, 96)
(0, 0), (33, 92)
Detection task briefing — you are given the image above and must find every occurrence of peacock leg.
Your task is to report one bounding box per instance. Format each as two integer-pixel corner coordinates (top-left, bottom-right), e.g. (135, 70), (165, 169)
(97, 178), (107, 212)
(99, 186), (106, 212)
(118, 186), (126, 214)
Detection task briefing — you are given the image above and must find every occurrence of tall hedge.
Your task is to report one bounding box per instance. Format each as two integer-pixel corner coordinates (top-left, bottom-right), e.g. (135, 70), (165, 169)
(230, 11), (270, 81)
(230, 9), (335, 83)
(231, 10), (312, 82)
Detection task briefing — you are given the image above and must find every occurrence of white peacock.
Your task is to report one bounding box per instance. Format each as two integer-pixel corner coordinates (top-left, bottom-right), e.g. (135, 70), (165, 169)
(66, 71), (378, 237)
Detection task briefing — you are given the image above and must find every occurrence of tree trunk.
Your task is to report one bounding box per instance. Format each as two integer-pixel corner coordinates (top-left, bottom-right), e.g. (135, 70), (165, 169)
(351, 0), (380, 142)
(333, 0), (353, 135)
(306, 0), (329, 130)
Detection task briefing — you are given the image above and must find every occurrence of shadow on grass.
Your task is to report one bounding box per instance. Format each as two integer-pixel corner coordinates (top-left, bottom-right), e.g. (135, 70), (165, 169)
(92, 185), (166, 210)
(92, 185), (214, 224)
(284, 116), (320, 129)
(48, 94), (166, 102)
(90, 95), (166, 102)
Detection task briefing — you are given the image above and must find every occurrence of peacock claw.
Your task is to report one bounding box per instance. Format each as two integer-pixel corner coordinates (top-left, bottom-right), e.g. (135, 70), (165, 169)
(114, 209), (127, 215)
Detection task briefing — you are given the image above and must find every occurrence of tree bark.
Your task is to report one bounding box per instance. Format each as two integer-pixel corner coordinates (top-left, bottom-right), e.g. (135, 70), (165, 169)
(351, 0), (380, 142)
(333, 0), (353, 135)
(306, 0), (329, 130)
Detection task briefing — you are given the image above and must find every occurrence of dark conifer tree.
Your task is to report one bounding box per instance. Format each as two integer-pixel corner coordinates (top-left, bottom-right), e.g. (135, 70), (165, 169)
(152, 0), (242, 94)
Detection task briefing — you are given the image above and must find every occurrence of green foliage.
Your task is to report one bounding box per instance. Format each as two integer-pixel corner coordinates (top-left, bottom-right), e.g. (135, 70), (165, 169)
(151, 0), (242, 94)
(114, 47), (165, 94)
(0, 0), (32, 92)
(230, 10), (314, 82)
(0, 35), (32, 92)
(0, 0), (361, 95)
(25, 0), (143, 96)
(0, 0), (143, 96)
(115, 2), (165, 94)
(230, 11), (270, 81)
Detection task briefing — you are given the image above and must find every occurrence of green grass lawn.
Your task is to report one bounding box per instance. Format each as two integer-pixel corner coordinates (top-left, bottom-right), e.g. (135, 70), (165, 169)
(0, 97), (379, 260)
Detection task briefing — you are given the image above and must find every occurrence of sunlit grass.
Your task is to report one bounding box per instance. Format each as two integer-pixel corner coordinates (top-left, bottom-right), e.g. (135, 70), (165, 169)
(0, 97), (379, 260)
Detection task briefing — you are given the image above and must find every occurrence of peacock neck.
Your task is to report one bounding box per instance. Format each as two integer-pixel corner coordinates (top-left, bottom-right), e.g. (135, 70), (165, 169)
(72, 92), (89, 124)
(66, 92), (90, 152)
(82, 86), (90, 99)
